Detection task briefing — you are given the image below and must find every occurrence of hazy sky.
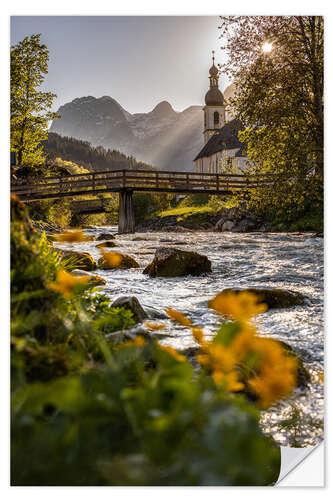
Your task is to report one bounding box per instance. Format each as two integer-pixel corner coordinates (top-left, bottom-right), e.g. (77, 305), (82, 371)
(10, 16), (230, 114)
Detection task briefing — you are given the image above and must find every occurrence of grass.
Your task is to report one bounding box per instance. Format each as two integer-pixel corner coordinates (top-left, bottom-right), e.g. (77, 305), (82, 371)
(158, 205), (216, 219)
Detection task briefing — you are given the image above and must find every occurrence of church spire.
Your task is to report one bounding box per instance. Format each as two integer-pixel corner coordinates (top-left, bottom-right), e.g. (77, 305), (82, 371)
(203, 51), (226, 144)
(205, 51), (224, 105)
(209, 50), (219, 87)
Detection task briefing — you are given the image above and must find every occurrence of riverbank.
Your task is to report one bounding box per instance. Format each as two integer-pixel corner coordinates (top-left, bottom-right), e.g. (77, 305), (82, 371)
(136, 204), (323, 234)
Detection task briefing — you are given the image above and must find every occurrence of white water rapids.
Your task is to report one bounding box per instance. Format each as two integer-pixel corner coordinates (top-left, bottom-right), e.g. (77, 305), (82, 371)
(55, 228), (324, 447)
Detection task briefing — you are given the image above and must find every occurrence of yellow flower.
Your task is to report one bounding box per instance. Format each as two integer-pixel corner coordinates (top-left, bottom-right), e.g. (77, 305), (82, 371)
(212, 370), (244, 392)
(192, 327), (205, 345)
(247, 337), (297, 409)
(100, 250), (123, 269)
(158, 344), (186, 362)
(55, 230), (92, 242)
(144, 321), (166, 330)
(166, 307), (192, 327)
(208, 290), (267, 321)
(122, 335), (147, 348)
(205, 342), (237, 373)
(229, 324), (256, 362)
(48, 269), (89, 298)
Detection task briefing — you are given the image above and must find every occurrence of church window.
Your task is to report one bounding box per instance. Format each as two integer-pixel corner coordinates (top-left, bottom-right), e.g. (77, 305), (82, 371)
(214, 111), (219, 125)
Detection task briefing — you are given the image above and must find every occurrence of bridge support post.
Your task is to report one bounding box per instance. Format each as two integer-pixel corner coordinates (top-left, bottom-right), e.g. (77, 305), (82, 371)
(118, 189), (135, 234)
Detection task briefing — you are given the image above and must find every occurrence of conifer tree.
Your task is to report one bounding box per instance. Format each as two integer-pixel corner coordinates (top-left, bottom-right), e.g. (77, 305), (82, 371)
(10, 34), (59, 169)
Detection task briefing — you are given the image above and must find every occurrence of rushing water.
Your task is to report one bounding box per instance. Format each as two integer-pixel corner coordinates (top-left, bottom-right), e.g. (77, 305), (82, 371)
(55, 228), (324, 447)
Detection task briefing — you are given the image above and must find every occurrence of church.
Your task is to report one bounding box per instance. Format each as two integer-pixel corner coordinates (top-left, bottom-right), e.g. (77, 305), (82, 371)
(193, 53), (250, 174)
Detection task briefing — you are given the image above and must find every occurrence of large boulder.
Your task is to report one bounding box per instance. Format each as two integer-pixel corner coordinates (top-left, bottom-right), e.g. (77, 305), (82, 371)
(219, 288), (306, 309)
(143, 247), (212, 277)
(111, 296), (148, 323)
(98, 252), (140, 269)
(58, 249), (97, 271)
(221, 220), (235, 232)
(96, 232), (115, 241)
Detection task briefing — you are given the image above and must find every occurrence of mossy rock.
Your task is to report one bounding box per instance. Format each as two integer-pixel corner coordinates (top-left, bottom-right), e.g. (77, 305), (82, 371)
(59, 249), (97, 271)
(110, 296), (148, 323)
(71, 269), (106, 287)
(98, 252), (140, 270)
(220, 288), (306, 309)
(143, 246), (212, 277)
(96, 232), (115, 241)
(95, 240), (118, 248)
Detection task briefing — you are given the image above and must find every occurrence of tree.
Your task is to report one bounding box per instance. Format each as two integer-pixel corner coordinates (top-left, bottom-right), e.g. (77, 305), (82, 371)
(218, 17), (323, 225)
(219, 16), (323, 176)
(10, 34), (59, 170)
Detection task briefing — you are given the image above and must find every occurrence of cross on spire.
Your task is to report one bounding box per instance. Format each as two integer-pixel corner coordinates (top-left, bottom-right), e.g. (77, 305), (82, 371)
(212, 50), (215, 65)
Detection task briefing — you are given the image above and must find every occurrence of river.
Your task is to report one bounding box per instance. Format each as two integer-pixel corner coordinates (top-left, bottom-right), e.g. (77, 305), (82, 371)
(55, 228), (324, 448)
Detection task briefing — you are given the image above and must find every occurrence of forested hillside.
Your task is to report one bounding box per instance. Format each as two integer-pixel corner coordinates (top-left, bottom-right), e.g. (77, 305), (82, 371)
(43, 132), (156, 172)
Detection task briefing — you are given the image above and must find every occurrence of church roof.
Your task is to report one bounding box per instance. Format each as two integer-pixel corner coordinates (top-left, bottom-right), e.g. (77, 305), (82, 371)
(194, 119), (247, 161)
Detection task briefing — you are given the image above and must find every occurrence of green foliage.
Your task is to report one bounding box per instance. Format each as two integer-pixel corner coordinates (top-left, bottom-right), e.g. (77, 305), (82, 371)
(245, 173), (323, 228)
(11, 341), (280, 486)
(10, 34), (59, 169)
(134, 192), (173, 223)
(178, 193), (210, 207)
(51, 157), (91, 175)
(11, 194), (133, 347)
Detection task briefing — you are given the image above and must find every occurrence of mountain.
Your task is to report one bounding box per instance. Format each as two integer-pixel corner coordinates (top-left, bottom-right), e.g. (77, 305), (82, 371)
(50, 96), (204, 171)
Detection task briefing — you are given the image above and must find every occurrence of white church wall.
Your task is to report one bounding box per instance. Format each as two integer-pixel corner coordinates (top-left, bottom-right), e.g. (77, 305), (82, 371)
(194, 151), (252, 175)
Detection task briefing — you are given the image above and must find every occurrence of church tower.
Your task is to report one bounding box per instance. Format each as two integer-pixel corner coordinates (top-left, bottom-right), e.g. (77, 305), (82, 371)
(203, 51), (226, 144)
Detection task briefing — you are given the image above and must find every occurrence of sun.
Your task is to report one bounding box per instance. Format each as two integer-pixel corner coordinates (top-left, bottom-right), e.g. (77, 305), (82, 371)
(262, 42), (273, 53)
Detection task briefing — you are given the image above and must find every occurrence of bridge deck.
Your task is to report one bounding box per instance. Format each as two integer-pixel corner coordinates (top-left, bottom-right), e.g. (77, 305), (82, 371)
(11, 169), (271, 202)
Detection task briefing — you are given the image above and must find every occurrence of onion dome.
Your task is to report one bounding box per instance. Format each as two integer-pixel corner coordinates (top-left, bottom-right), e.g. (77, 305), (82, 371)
(205, 87), (224, 106)
(205, 51), (224, 105)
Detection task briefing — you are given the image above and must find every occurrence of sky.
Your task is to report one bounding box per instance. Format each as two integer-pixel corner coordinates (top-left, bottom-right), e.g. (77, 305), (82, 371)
(10, 16), (230, 114)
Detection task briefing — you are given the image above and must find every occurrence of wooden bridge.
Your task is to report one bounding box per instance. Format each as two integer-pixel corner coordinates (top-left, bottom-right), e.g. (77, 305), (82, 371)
(11, 169), (271, 234)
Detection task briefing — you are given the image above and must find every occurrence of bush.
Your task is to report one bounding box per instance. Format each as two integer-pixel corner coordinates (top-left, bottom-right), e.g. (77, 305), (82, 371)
(11, 340), (281, 486)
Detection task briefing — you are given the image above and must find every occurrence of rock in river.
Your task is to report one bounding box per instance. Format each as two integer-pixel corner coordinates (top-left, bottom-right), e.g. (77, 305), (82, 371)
(58, 249), (97, 271)
(215, 288), (306, 309)
(98, 252), (140, 269)
(71, 269), (106, 287)
(111, 296), (148, 323)
(95, 240), (118, 248)
(96, 232), (115, 241)
(143, 246), (212, 277)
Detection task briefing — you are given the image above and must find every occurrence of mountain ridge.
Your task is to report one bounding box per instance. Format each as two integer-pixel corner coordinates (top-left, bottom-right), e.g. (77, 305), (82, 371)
(50, 87), (234, 171)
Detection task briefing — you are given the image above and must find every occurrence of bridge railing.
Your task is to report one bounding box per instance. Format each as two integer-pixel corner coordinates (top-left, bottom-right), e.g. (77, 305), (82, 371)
(11, 169), (274, 201)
